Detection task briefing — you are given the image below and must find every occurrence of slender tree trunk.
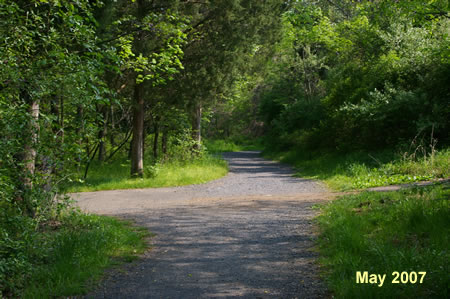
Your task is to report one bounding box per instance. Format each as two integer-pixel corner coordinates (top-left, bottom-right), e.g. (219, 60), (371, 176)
(131, 82), (145, 177)
(105, 129), (132, 162)
(191, 103), (202, 151)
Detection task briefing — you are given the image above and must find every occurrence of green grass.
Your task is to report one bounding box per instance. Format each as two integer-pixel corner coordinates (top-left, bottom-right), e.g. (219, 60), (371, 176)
(20, 212), (149, 298)
(315, 185), (449, 298)
(264, 148), (449, 191)
(68, 155), (228, 192)
(204, 138), (263, 153)
(67, 139), (267, 192)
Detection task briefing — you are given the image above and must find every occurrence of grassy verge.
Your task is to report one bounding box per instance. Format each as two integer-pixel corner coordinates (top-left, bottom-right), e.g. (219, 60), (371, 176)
(20, 211), (149, 298)
(316, 185), (449, 298)
(68, 138), (266, 192)
(264, 148), (449, 191)
(204, 138), (263, 153)
(68, 155), (228, 192)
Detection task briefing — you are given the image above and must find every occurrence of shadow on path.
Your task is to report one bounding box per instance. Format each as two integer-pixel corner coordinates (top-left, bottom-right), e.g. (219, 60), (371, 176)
(75, 151), (329, 298)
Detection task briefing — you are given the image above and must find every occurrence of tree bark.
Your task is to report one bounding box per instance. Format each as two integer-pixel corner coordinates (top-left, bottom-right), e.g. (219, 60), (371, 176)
(131, 82), (145, 177)
(130, 0), (146, 177)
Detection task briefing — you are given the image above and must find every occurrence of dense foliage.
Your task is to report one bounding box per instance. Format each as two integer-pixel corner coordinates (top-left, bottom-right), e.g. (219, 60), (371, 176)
(1, 0), (448, 296)
(1, 1), (104, 294)
(0, 0), (285, 295)
(227, 0), (450, 151)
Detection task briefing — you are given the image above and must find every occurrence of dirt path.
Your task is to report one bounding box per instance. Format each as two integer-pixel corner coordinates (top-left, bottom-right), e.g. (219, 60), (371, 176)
(73, 151), (330, 298)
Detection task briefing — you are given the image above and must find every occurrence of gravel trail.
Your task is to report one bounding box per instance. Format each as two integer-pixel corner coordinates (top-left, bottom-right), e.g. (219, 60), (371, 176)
(73, 151), (330, 298)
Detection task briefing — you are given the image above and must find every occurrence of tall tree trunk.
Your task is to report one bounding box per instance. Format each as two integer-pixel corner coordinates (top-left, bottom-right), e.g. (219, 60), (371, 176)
(191, 103), (202, 151)
(130, 0), (146, 177)
(131, 82), (145, 177)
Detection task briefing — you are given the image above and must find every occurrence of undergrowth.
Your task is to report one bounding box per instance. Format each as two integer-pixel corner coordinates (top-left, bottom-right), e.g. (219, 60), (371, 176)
(67, 155), (228, 192)
(2, 210), (149, 298)
(69, 137), (265, 192)
(316, 185), (449, 298)
(204, 138), (262, 153)
(264, 148), (449, 191)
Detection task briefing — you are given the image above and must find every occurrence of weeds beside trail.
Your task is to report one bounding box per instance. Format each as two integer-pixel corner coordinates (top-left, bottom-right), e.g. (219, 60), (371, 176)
(264, 145), (449, 298)
(316, 185), (449, 298)
(264, 148), (449, 191)
(68, 155), (228, 192)
(68, 138), (264, 192)
(74, 150), (328, 298)
(204, 139), (263, 153)
(17, 212), (149, 298)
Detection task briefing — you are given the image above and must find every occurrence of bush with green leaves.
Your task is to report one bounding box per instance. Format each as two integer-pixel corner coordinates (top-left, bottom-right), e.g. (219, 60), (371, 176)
(165, 129), (206, 161)
(258, 1), (450, 151)
(0, 0), (108, 295)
